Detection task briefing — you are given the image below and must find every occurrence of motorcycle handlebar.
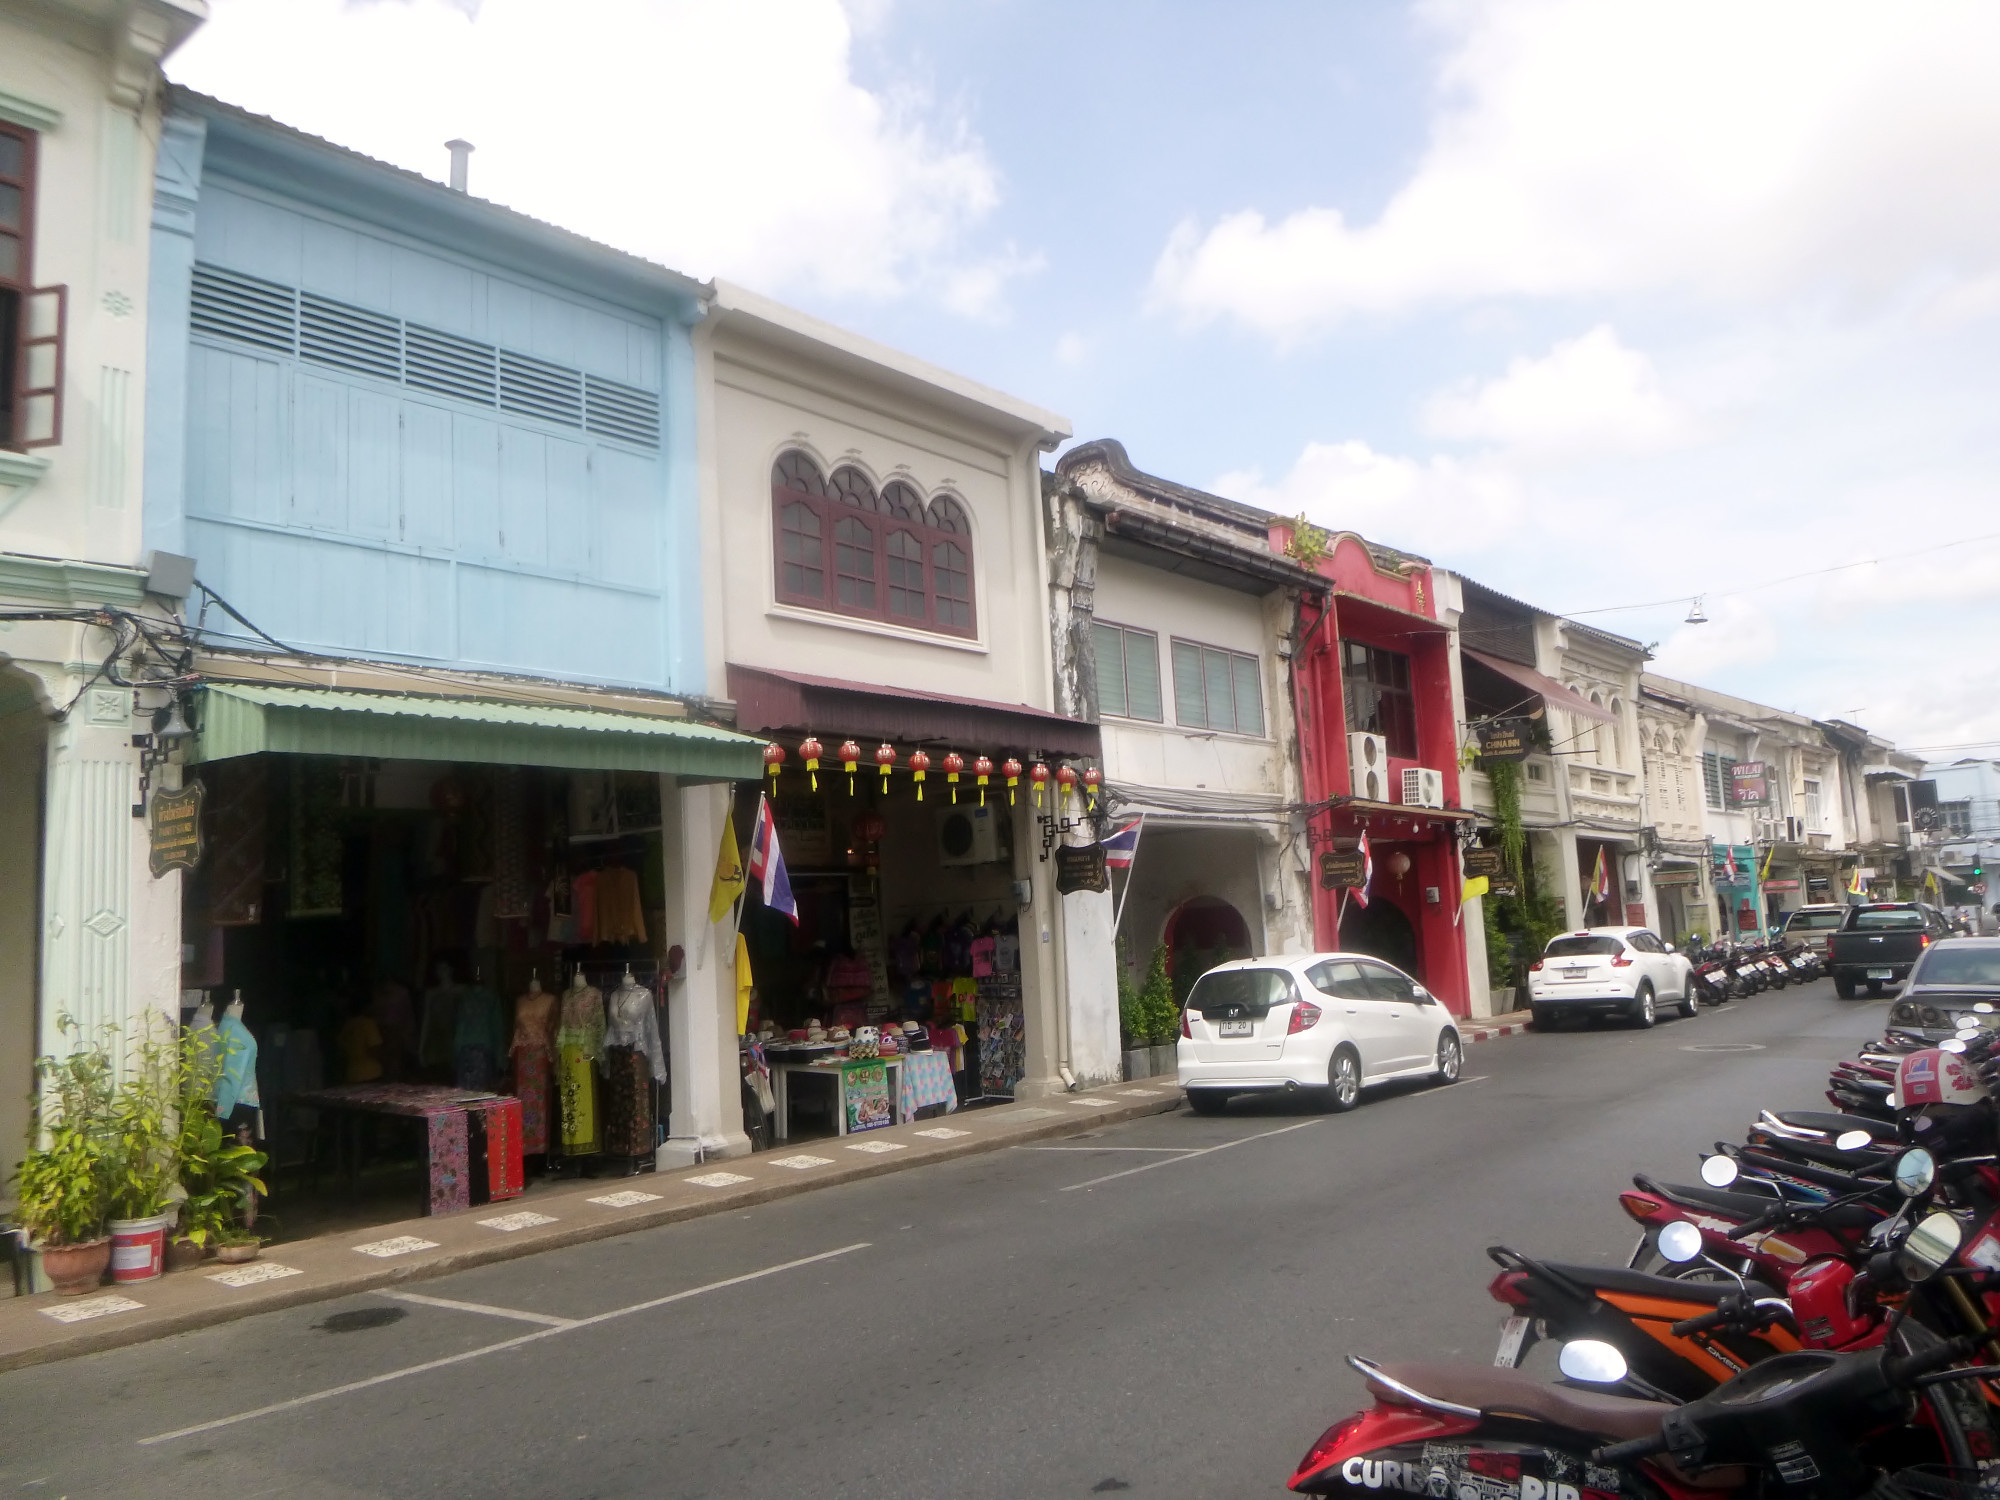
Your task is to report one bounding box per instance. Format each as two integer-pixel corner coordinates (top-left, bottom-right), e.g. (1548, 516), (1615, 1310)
(1670, 1308), (1732, 1337)
(1883, 1335), (1983, 1388)
(1593, 1431), (1671, 1465)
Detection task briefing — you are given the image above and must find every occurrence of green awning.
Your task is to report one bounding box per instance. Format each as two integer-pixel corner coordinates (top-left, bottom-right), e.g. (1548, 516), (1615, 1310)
(190, 682), (767, 784)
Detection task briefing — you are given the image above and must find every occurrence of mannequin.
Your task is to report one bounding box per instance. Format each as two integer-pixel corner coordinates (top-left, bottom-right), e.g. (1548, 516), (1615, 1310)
(418, 962), (461, 1078)
(214, 992), (263, 1140)
(555, 968), (605, 1158)
(452, 966), (505, 1092)
(599, 966), (665, 1160)
(509, 971), (557, 1161)
(188, 997), (220, 1099)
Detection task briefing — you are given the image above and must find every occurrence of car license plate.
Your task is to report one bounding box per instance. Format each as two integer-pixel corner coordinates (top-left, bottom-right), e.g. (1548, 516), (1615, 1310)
(1562, 968), (1587, 979)
(1218, 1020), (1254, 1038)
(1494, 1316), (1531, 1368)
(1866, 969), (1893, 980)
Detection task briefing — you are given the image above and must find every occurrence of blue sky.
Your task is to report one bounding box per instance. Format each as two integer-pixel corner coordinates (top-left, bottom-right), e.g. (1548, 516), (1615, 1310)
(170, 1), (2000, 756)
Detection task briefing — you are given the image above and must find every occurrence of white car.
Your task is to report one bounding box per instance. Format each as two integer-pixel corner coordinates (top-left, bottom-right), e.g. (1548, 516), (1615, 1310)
(1176, 953), (1461, 1116)
(1526, 926), (1695, 1029)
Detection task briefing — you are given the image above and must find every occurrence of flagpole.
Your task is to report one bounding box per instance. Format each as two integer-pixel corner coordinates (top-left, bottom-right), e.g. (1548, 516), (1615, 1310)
(1109, 816), (1143, 937)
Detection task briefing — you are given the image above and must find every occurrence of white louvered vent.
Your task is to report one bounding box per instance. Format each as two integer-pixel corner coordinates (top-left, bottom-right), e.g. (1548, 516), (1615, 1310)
(585, 376), (659, 446)
(300, 293), (401, 381)
(499, 351), (583, 428)
(406, 323), (497, 405)
(191, 265), (296, 354)
(188, 263), (657, 449)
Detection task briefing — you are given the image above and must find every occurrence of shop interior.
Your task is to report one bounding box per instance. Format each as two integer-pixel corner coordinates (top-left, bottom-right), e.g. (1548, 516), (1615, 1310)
(179, 753), (675, 1238)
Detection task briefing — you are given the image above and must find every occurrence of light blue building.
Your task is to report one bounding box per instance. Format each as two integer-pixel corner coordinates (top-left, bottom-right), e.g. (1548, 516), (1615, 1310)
(145, 90), (708, 694)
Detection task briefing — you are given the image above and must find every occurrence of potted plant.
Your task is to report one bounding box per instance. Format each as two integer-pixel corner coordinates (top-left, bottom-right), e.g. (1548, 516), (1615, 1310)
(169, 1028), (266, 1269)
(1119, 946), (1181, 1080)
(11, 1023), (116, 1295)
(103, 1026), (184, 1283)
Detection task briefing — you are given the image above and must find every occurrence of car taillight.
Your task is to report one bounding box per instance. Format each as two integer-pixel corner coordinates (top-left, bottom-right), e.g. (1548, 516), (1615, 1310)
(1529, 959), (1544, 973)
(1921, 934), (1932, 948)
(1611, 953), (1633, 967)
(1618, 1192), (1662, 1222)
(1181, 1008), (1192, 1040)
(1289, 1001), (1322, 1034)
(1487, 1268), (1533, 1307)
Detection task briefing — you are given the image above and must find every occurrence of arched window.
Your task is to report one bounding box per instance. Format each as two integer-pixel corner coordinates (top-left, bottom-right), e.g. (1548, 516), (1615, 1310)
(1589, 692), (1607, 765)
(771, 450), (977, 637)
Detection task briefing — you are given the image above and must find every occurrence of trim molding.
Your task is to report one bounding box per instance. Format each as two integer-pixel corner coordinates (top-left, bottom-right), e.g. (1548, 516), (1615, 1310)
(0, 551), (148, 608)
(0, 88), (62, 134)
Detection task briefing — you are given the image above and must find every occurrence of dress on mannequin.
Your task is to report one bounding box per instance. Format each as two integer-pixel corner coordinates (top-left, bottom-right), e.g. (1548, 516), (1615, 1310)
(555, 974), (605, 1156)
(599, 972), (665, 1157)
(509, 977), (557, 1155)
(188, 999), (220, 1099)
(215, 994), (263, 1138)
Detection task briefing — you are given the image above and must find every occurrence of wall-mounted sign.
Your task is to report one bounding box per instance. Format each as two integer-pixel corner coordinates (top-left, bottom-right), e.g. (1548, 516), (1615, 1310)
(1317, 850), (1368, 889)
(1474, 719), (1532, 762)
(1055, 843), (1108, 894)
(1651, 867), (1700, 888)
(1762, 879), (1801, 893)
(1462, 846), (1504, 880)
(1729, 761), (1771, 806)
(148, 781), (205, 878)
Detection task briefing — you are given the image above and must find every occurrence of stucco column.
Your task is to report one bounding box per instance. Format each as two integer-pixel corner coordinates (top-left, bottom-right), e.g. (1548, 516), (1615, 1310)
(1552, 830), (1585, 933)
(39, 687), (180, 1061)
(658, 777), (750, 1164)
(1014, 797), (1064, 1099)
(1061, 882), (1120, 1087)
(1462, 894), (1495, 1018)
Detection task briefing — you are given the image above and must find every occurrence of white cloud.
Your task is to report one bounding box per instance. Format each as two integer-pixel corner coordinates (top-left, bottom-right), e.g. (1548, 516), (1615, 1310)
(1151, 0), (2000, 336)
(170, 0), (1023, 310)
(1052, 331), (1091, 366)
(1423, 325), (1687, 458)
(1647, 597), (1780, 682)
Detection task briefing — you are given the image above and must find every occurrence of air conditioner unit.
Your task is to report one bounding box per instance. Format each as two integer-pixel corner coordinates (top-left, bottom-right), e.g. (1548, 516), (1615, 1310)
(1401, 766), (1445, 810)
(1785, 816), (1804, 842)
(1348, 733), (1390, 802)
(938, 804), (1001, 866)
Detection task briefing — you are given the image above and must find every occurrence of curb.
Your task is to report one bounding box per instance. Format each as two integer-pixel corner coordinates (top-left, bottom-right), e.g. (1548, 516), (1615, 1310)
(0, 1082), (1183, 1374)
(1461, 1012), (1533, 1044)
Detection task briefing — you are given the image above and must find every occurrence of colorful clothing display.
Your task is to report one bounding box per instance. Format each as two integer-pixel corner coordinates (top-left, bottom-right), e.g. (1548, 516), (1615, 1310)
(427, 1108), (471, 1216)
(593, 865), (648, 945)
(976, 990), (1025, 1098)
(470, 1097), (525, 1200)
(897, 1048), (959, 1120)
(556, 982), (605, 1156)
(509, 989), (557, 1155)
(600, 1046), (655, 1156)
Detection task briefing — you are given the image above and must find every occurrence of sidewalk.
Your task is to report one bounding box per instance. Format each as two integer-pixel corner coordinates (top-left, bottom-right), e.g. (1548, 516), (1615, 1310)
(0, 1079), (1183, 1373)
(1463, 1008), (1534, 1043)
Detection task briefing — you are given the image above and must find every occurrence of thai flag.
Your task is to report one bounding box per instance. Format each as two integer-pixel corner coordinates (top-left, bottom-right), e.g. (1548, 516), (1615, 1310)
(1353, 830), (1373, 909)
(1723, 845), (1739, 884)
(1100, 817), (1143, 870)
(748, 793), (798, 924)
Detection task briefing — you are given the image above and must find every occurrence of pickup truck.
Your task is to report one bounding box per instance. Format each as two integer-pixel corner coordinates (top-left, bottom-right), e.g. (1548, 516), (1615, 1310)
(1828, 901), (1954, 998)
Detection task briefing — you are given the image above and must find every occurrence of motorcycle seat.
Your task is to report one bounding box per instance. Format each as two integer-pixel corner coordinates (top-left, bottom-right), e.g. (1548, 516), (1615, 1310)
(1534, 1260), (1741, 1305)
(1361, 1361), (1668, 1442)
(1766, 1111), (1897, 1143)
(1631, 1173), (1880, 1229)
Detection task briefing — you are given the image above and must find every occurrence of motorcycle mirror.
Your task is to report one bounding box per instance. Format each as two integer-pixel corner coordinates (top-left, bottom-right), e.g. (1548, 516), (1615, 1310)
(1979, 1004), (1996, 1015)
(1557, 1340), (1629, 1385)
(1943, 1039), (1968, 1054)
(1835, 1129), (1874, 1151)
(1657, 1220), (1705, 1263)
(1700, 1154), (1740, 1188)
(1897, 1211), (1964, 1283)
(1894, 1148), (1937, 1199)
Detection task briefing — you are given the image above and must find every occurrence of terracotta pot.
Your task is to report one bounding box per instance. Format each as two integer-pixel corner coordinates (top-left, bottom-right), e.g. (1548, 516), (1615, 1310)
(164, 1236), (207, 1272)
(214, 1241), (261, 1264)
(39, 1237), (112, 1296)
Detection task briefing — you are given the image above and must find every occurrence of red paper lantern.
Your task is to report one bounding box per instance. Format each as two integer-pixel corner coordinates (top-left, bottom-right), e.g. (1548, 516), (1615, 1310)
(763, 743), (786, 787)
(1082, 766), (1102, 810)
(1002, 757), (1023, 806)
(1030, 761), (1050, 808)
(943, 752), (965, 803)
(974, 754), (994, 806)
(1056, 764), (1078, 810)
(839, 739), (861, 794)
(799, 735), (823, 792)
(909, 749), (932, 802)
(855, 809), (887, 843)
(875, 742), (897, 792)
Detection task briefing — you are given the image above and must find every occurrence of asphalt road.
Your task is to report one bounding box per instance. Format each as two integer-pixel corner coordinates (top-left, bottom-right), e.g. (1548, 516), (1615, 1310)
(0, 980), (1883, 1499)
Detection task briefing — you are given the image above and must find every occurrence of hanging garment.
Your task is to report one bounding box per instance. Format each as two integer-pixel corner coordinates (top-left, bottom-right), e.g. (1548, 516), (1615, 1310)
(215, 1013), (262, 1117)
(601, 978), (666, 1082)
(556, 984), (606, 1156)
(599, 1046), (655, 1156)
(509, 989), (557, 1155)
(546, 868), (577, 946)
(468, 1097), (524, 1200)
(490, 767), (534, 920)
(970, 935), (996, 979)
(452, 985), (506, 1092)
(594, 866), (648, 945)
(427, 1108), (471, 1216)
(572, 870), (600, 945)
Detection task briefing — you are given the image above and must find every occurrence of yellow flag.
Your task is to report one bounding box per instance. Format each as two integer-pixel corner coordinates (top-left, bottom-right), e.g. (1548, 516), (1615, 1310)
(1759, 843), (1775, 880)
(1461, 875), (1490, 903)
(735, 933), (754, 1036)
(708, 801), (745, 923)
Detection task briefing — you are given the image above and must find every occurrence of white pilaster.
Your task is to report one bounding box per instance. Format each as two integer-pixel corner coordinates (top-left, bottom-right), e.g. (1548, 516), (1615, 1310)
(657, 777), (749, 1164)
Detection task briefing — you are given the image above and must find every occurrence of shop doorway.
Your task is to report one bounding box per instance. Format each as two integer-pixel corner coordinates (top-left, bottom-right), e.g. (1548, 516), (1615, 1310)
(1166, 896), (1252, 1006)
(1339, 895), (1421, 980)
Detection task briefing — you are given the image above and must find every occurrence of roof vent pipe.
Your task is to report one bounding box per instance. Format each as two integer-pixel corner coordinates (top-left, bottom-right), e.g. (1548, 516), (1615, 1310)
(445, 139), (474, 193)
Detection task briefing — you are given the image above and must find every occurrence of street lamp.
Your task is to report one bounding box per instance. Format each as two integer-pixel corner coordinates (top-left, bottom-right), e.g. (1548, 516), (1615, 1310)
(1684, 596), (1709, 625)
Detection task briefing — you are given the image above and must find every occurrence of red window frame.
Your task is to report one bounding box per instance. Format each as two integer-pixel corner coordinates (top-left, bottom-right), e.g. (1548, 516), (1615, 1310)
(771, 452), (977, 638)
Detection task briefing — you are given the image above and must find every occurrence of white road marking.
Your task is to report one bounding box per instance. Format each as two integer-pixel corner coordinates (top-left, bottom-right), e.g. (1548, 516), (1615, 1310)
(353, 1236), (438, 1258)
(477, 1211), (557, 1232)
(383, 1290), (578, 1328)
(769, 1154), (834, 1169)
(686, 1170), (754, 1187)
(913, 1127), (971, 1139)
(138, 1242), (871, 1446)
(208, 1263), (302, 1288)
(40, 1294), (143, 1323)
(1016, 1145), (1194, 1154)
(1062, 1119), (1325, 1191)
(845, 1140), (907, 1154)
(587, 1191), (662, 1208)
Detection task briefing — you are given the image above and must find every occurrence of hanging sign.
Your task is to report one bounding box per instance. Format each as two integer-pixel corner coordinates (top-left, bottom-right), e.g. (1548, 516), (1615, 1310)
(1475, 719), (1533, 762)
(1651, 868), (1701, 887)
(148, 781), (205, 877)
(1317, 849), (1368, 890)
(1055, 843), (1109, 895)
(1729, 761), (1771, 806)
(1462, 847), (1504, 880)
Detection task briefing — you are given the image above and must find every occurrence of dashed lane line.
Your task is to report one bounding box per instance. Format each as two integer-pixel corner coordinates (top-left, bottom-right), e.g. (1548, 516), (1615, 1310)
(1061, 1119), (1325, 1191)
(381, 1291), (578, 1328)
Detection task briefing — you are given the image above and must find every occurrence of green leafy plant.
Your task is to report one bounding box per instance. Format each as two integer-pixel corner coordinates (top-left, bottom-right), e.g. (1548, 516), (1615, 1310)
(10, 1019), (117, 1247)
(171, 1023), (266, 1249)
(104, 1021), (184, 1223)
(1134, 944), (1180, 1046)
(1284, 512), (1330, 570)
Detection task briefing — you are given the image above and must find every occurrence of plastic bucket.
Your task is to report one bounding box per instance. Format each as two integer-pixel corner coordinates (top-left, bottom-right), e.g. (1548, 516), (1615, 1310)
(108, 1215), (168, 1283)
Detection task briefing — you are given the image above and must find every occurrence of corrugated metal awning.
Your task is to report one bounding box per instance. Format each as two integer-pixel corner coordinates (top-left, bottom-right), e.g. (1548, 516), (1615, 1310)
(190, 682), (768, 783)
(1463, 648), (1616, 723)
(726, 664), (1100, 758)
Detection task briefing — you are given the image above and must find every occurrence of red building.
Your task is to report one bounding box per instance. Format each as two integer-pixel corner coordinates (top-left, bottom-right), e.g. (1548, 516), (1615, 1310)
(1276, 525), (1475, 1015)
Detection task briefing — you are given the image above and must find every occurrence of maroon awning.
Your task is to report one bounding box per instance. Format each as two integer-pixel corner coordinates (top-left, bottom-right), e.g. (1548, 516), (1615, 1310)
(1463, 648), (1615, 722)
(725, 664), (1101, 758)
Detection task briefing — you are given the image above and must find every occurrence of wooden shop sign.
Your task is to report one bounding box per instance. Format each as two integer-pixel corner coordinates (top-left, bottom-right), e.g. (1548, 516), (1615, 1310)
(1055, 843), (1109, 894)
(149, 781), (206, 877)
(1475, 719), (1533, 762)
(1462, 846), (1504, 880)
(1317, 849), (1368, 890)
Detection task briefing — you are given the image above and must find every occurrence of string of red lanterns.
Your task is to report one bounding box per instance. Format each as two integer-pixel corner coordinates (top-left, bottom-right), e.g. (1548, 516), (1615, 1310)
(763, 739), (1102, 813)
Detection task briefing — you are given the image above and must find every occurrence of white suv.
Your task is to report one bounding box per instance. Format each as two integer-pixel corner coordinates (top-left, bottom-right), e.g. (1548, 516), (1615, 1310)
(1177, 954), (1462, 1116)
(1526, 926), (1695, 1029)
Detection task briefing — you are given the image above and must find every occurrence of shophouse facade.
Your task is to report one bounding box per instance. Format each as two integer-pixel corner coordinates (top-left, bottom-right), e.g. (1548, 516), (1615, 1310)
(1913, 758), (1998, 919)
(1634, 683), (1711, 943)
(1043, 441), (1321, 1016)
(0, 0), (207, 1197)
(691, 283), (1102, 1095)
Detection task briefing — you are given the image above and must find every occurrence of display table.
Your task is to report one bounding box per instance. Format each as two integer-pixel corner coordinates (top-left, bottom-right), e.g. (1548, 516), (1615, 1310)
(291, 1083), (524, 1215)
(772, 1058), (902, 1141)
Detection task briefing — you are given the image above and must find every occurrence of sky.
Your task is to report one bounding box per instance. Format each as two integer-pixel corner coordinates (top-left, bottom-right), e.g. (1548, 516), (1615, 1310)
(167, 0), (2000, 759)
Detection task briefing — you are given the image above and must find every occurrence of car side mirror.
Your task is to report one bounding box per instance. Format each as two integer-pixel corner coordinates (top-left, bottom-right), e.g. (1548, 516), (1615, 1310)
(1411, 986), (1430, 1002)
